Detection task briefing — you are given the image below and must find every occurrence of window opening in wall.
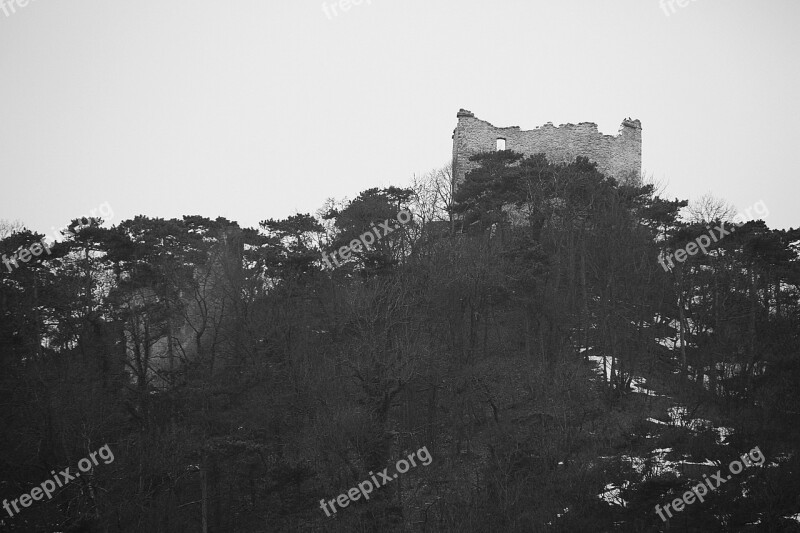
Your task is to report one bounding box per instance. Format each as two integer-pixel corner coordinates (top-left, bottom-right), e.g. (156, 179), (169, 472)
(496, 138), (506, 151)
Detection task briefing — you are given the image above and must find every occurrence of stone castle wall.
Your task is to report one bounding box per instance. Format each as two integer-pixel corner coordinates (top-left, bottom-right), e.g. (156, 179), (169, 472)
(452, 109), (642, 189)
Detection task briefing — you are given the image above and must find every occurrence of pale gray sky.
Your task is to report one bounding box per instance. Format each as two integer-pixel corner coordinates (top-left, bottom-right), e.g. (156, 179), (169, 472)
(1, 0), (798, 234)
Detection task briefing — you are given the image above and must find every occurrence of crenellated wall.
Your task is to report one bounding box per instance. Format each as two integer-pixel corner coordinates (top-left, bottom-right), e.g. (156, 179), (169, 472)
(452, 109), (642, 189)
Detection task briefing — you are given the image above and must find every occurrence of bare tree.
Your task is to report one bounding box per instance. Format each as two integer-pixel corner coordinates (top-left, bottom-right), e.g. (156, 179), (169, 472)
(685, 192), (736, 224)
(0, 218), (25, 239)
(315, 196), (349, 251)
(410, 163), (453, 226)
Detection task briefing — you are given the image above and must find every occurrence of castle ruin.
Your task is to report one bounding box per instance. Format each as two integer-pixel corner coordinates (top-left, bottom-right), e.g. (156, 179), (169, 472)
(452, 109), (642, 189)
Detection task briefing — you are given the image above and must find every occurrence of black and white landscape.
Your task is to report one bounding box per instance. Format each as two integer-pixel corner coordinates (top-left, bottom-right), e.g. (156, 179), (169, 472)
(1, 1), (799, 531)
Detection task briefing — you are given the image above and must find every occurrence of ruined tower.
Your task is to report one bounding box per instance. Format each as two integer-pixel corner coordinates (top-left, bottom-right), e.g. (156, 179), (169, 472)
(452, 109), (642, 190)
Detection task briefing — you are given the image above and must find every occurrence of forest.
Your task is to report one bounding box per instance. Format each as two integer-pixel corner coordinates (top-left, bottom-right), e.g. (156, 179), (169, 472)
(1, 152), (799, 532)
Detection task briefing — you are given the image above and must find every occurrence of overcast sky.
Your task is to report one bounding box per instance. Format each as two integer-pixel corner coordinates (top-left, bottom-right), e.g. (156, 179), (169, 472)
(1, 0), (798, 235)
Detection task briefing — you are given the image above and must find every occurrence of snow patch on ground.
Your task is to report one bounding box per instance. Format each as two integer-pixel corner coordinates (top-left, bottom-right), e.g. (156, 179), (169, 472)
(648, 448), (682, 477)
(588, 355), (612, 382)
(655, 337), (678, 349)
(668, 406), (713, 431)
(630, 377), (667, 396)
(663, 406), (734, 445)
(680, 458), (719, 467)
(621, 455), (646, 474)
(598, 482), (629, 507)
(586, 355), (666, 396)
(715, 426), (733, 445)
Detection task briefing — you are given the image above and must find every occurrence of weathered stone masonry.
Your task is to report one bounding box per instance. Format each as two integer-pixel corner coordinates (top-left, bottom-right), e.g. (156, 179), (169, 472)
(452, 109), (642, 190)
